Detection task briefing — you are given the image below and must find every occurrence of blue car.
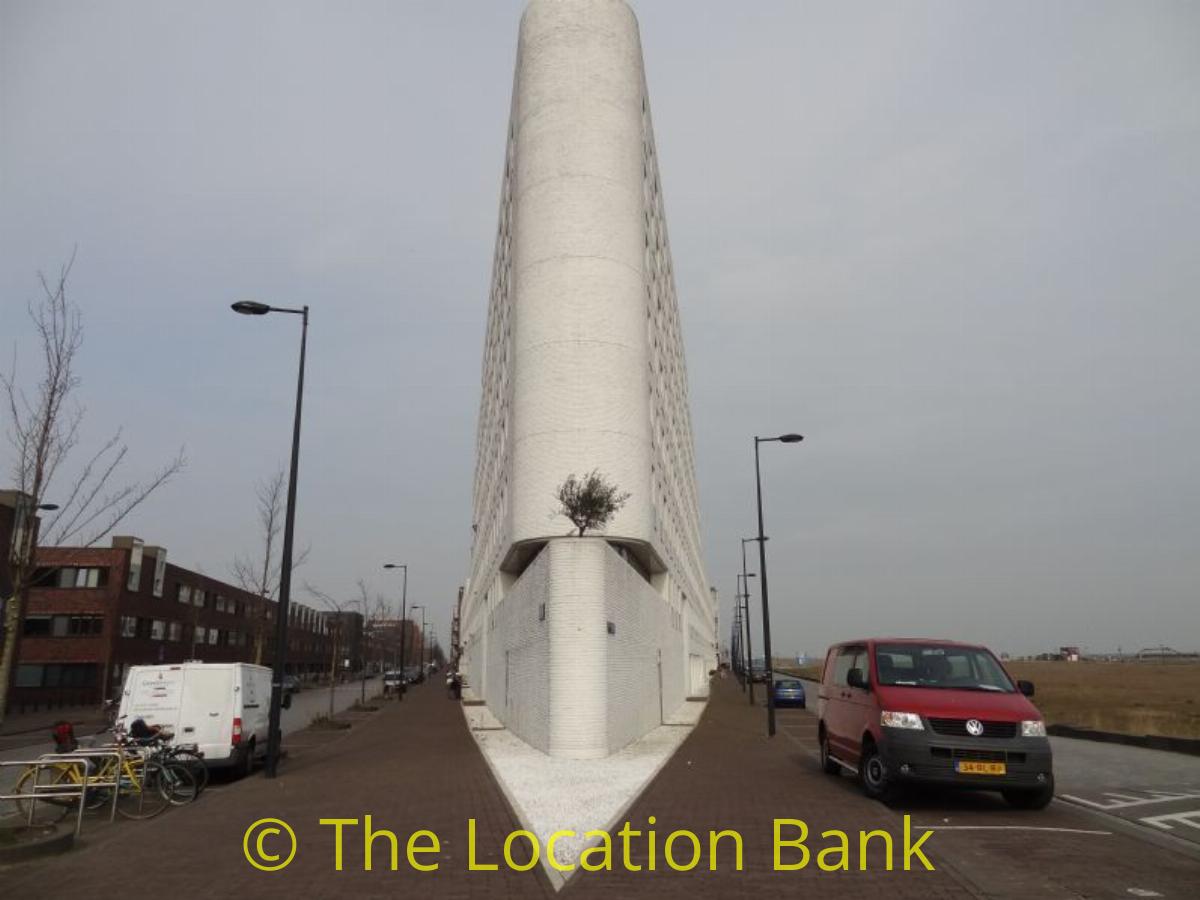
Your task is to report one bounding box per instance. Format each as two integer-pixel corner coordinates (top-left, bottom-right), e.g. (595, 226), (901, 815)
(773, 678), (806, 708)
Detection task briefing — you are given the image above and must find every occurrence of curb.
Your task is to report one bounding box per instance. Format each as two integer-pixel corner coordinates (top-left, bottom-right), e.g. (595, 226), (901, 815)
(1048, 725), (1200, 757)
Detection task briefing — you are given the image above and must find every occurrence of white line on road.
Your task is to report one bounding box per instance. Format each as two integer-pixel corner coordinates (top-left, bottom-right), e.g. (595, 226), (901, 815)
(1061, 790), (1200, 810)
(1140, 810), (1200, 832)
(912, 825), (1112, 835)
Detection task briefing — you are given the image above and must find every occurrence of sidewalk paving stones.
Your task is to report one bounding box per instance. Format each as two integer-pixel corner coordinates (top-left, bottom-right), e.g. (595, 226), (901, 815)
(3, 677), (1200, 898)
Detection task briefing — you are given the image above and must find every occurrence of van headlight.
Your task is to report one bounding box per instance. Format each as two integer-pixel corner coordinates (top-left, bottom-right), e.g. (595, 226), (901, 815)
(881, 711), (924, 730)
(1021, 720), (1046, 737)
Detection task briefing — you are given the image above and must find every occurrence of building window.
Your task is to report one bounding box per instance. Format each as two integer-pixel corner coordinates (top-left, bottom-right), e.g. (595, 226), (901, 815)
(68, 616), (104, 635)
(193, 589), (206, 608)
(152, 549), (167, 597)
(208, 629), (219, 646)
(126, 541), (144, 591)
(150, 620), (166, 641)
(120, 616), (137, 638)
(167, 621), (182, 642)
(177, 584), (191, 605)
(34, 566), (108, 589)
(194, 626), (207, 645)
(23, 615), (102, 636)
(15, 663), (98, 688)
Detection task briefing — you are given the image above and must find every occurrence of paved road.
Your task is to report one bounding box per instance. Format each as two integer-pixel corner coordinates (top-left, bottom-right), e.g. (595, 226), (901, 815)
(772, 677), (1200, 851)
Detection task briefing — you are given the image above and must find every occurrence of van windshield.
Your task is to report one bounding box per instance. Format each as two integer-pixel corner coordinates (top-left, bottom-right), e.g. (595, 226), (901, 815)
(874, 644), (1015, 692)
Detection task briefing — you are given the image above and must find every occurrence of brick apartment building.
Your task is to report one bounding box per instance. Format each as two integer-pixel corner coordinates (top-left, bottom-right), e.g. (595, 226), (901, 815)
(10, 534), (340, 710)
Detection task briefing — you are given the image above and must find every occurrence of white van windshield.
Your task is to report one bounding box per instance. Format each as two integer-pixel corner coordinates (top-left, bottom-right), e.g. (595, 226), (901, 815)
(874, 644), (1015, 692)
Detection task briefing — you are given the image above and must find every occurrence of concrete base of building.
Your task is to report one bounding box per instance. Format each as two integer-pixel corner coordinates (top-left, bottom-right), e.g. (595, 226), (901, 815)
(466, 538), (714, 760)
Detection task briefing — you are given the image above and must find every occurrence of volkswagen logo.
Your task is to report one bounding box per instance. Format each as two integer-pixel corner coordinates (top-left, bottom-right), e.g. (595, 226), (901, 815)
(966, 718), (984, 736)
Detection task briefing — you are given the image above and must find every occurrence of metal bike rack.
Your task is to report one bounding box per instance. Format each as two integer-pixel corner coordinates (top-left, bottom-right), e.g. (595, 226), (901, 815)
(3, 755), (87, 838)
(37, 747), (131, 824)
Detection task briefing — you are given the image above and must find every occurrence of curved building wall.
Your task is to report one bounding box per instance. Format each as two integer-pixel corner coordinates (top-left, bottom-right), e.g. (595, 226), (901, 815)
(462, 0), (714, 758)
(509, 0), (653, 545)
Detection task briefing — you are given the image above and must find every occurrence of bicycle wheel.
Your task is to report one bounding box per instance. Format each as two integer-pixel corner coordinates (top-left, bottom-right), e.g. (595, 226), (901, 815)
(159, 761), (198, 806)
(116, 761), (170, 819)
(170, 750), (209, 793)
(12, 764), (76, 824)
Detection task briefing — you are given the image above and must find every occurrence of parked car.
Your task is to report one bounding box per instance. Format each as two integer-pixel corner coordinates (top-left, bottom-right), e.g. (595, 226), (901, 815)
(281, 675), (301, 707)
(773, 678), (806, 708)
(118, 662), (271, 776)
(816, 638), (1053, 809)
(403, 665), (423, 685)
(383, 670), (403, 690)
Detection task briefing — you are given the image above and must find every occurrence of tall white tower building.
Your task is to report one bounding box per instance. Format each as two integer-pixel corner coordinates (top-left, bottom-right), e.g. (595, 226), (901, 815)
(461, 0), (714, 759)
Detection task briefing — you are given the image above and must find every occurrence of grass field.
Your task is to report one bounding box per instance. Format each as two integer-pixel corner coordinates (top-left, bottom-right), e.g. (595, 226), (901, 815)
(1004, 660), (1200, 739)
(775, 659), (1200, 739)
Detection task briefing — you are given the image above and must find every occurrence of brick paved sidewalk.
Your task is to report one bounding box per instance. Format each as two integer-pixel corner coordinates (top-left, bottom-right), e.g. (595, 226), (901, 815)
(8, 675), (1196, 898)
(1, 683), (553, 899)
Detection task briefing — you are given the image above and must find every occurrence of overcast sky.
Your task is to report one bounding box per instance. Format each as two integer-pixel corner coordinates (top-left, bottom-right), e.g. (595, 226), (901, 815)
(3, 0), (1197, 658)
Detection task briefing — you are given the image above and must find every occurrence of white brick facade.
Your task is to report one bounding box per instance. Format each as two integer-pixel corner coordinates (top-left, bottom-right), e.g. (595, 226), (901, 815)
(462, 0), (715, 759)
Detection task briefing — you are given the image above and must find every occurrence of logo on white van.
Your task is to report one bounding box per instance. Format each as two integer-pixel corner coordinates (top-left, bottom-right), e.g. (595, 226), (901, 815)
(965, 718), (984, 736)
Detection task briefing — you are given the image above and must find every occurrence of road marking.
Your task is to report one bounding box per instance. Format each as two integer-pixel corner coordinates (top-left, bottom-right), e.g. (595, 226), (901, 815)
(1140, 809), (1200, 832)
(1061, 790), (1200, 811)
(912, 825), (1112, 835)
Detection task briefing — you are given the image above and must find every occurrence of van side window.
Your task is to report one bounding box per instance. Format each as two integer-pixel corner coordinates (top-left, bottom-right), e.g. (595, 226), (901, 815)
(852, 648), (870, 682)
(831, 648), (857, 687)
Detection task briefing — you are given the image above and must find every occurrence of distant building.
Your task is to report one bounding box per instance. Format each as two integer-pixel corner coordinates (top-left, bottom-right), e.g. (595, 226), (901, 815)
(11, 535), (336, 710)
(1060, 646), (1081, 662)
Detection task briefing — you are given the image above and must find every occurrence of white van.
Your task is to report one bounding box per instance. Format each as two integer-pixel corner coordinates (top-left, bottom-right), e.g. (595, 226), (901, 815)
(118, 662), (272, 774)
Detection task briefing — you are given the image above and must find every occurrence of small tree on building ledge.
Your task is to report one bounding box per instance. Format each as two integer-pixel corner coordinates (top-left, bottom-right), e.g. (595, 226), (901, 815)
(554, 470), (631, 537)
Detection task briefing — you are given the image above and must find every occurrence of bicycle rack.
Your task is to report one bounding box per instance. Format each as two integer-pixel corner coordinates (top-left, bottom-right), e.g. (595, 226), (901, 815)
(2, 753), (92, 840)
(38, 747), (133, 823)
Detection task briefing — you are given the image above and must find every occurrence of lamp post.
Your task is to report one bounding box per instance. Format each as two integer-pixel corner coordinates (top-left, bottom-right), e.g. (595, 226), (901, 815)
(738, 567), (756, 704)
(231, 300), (308, 778)
(752, 432), (803, 737)
(411, 605), (427, 679)
(383, 564), (408, 698)
(730, 600), (743, 683)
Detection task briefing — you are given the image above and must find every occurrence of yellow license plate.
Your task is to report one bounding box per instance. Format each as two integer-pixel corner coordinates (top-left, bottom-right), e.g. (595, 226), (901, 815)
(955, 761), (1006, 775)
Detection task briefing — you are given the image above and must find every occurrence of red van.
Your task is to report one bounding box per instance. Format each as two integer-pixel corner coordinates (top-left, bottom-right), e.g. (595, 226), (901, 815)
(817, 638), (1054, 808)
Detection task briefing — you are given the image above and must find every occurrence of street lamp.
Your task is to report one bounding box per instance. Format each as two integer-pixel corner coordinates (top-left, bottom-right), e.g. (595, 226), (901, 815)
(738, 567), (756, 703)
(752, 432), (803, 737)
(231, 300), (309, 777)
(411, 605), (427, 679)
(383, 564), (408, 698)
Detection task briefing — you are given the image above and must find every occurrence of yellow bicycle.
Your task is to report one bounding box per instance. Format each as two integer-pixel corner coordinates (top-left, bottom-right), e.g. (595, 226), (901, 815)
(13, 750), (194, 822)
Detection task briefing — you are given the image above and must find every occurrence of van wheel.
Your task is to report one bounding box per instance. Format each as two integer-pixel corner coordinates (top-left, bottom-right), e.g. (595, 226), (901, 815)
(859, 739), (895, 802)
(1003, 776), (1054, 810)
(819, 728), (840, 775)
(239, 740), (256, 779)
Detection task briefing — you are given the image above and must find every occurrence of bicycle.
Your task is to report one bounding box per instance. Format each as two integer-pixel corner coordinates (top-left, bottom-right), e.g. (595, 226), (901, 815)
(13, 742), (195, 821)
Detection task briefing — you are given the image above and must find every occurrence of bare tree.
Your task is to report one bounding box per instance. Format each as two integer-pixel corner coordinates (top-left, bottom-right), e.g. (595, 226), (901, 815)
(231, 468), (309, 664)
(306, 583), (349, 719)
(353, 579), (374, 704)
(553, 469), (631, 536)
(0, 255), (186, 723)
